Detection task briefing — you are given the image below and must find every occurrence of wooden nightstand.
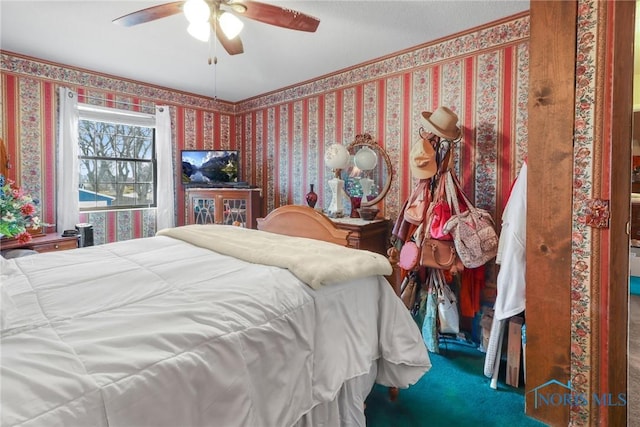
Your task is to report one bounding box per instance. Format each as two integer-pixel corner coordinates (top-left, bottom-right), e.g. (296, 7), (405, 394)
(331, 216), (396, 291)
(329, 217), (391, 256)
(0, 233), (79, 254)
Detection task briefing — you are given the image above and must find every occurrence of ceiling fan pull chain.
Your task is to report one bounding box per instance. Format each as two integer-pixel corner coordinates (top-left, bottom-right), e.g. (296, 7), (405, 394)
(212, 16), (218, 101)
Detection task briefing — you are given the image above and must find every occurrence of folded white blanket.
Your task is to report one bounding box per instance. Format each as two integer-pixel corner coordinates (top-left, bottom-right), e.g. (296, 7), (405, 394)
(157, 224), (392, 289)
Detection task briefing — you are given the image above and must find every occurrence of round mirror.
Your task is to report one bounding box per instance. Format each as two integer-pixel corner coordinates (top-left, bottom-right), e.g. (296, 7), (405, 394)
(341, 133), (393, 209)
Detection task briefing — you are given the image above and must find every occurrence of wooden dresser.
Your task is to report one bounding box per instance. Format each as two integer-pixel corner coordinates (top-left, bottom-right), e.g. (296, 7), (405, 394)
(0, 233), (79, 254)
(329, 217), (391, 256)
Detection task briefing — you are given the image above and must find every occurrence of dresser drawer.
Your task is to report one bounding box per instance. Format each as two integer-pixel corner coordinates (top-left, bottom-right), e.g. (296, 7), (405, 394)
(31, 239), (78, 253)
(330, 218), (391, 256)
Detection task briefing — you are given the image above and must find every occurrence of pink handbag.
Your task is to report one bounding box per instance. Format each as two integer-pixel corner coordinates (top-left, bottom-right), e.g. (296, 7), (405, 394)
(398, 240), (420, 271)
(428, 201), (453, 240)
(425, 173), (454, 240)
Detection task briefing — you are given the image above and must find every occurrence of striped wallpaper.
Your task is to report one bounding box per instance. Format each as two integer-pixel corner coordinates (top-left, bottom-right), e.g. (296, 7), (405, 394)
(236, 39), (530, 224)
(0, 12), (529, 244)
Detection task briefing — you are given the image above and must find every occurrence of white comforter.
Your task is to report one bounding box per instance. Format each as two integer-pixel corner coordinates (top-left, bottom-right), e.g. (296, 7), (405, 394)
(1, 234), (430, 427)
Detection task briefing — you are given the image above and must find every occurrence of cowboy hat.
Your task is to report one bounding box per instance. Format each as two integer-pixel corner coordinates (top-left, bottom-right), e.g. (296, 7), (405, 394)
(409, 137), (438, 179)
(421, 106), (461, 140)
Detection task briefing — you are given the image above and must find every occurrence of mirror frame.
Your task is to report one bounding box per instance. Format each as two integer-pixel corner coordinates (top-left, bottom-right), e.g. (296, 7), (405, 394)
(344, 133), (393, 208)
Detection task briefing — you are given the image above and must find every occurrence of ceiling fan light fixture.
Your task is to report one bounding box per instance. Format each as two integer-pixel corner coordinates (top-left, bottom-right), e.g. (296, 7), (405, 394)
(187, 21), (211, 42)
(183, 0), (210, 23)
(228, 3), (248, 14)
(219, 11), (244, 40)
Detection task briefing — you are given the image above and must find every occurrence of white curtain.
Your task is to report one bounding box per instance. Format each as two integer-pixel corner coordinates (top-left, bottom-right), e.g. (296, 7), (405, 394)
(56, 87), (79, 232)
(155, 106), (175, 231)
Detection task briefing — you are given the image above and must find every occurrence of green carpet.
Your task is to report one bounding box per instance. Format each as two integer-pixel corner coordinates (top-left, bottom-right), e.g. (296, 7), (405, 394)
(631, 275), (640, 296)
(365, 339), (548, 427)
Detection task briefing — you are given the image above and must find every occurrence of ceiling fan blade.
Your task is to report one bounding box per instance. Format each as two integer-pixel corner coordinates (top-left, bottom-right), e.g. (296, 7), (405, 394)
(215, 23), (244, 55)
(113, 1), (185, 27)
(239, 0), (320, 32)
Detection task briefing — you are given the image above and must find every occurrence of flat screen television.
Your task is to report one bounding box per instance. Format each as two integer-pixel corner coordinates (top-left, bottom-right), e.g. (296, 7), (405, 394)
(181, 150), (239, 185)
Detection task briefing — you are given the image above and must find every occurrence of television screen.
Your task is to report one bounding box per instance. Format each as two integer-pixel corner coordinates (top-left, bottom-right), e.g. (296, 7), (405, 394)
(181, 150), (239, 185)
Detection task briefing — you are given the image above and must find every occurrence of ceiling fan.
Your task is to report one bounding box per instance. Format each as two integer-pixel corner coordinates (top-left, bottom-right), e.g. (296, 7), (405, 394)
(113, 0), (320, 56)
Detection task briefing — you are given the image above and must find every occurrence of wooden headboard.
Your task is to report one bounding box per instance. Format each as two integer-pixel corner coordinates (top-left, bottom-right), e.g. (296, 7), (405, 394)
(256, 205), (351, 246)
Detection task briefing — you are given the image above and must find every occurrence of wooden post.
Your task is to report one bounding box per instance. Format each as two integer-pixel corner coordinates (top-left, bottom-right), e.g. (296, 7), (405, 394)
(527, 1), (576, 424)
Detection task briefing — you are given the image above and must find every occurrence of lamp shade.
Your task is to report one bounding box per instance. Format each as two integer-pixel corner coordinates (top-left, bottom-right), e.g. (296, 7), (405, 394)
(187, 21), (211, 42)
(325, 144), (350, 169)
(353, 146), (378, 171)
(219, 12), (244, 39)
(184, 0), (210, 23)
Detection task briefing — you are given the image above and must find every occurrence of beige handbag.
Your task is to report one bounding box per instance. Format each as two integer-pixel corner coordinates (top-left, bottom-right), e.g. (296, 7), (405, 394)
(442, 171), (498, 269)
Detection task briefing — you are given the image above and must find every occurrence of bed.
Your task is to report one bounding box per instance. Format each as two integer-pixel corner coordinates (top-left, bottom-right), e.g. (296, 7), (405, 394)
(1, 205), (430, 427)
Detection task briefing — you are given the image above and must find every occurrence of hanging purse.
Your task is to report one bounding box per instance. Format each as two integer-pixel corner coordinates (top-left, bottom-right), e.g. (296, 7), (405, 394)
(397, 223), (421, 271)
(426, 175), (453, 241)
(422, 271), (440, 353)
(428, 201), (453, 240)
(398, 240), (420, 271)
(400, 275), (419, 310)
(419, 176), (463, 274)
(434, 270), (460, 334)
(420, 238), (464, 274)
(442, 171), (499, 269)
(404, 181), (430, 225)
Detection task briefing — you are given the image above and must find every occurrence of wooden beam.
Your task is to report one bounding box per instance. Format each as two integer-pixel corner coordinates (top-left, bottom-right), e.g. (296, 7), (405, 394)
(526, 1), (577, 425)
(602, 1), (634, 425)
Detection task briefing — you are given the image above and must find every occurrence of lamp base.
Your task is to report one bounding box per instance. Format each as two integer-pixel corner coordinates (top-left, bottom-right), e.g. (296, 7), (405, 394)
(327, 177), (345, 218)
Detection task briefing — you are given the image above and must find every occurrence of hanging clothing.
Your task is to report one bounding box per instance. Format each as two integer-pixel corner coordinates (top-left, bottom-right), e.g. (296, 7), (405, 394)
(483, 162), (527, 381)
(459, 265), (486, 319)
(494, 161), (527, 321)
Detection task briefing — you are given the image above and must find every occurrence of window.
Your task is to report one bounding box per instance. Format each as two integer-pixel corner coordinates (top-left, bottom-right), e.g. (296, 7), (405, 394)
(77, 105), (157, 211)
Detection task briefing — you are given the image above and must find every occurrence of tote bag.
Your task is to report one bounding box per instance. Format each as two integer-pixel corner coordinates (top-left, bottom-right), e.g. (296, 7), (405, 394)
(436, 276), (460, 334)
(442, 172), (498, 268)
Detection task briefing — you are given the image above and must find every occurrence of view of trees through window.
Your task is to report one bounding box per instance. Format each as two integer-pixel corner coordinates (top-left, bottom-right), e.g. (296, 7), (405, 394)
(78, 119), (156, 210)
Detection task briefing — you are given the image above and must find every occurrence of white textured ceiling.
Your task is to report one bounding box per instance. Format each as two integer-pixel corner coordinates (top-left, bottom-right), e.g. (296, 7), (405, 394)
(0, 1), (529, 103)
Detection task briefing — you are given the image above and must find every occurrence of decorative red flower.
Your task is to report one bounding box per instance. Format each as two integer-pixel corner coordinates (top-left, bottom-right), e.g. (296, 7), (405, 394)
(16, 231), (32, 244)
(20, 203), (36, 216)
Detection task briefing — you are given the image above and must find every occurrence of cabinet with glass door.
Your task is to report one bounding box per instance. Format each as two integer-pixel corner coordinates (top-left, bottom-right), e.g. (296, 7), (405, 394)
(186, 188), (263, 229)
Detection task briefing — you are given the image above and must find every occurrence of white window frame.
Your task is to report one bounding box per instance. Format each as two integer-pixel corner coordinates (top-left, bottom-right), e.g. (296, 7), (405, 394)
(77, 104), (157, 211)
